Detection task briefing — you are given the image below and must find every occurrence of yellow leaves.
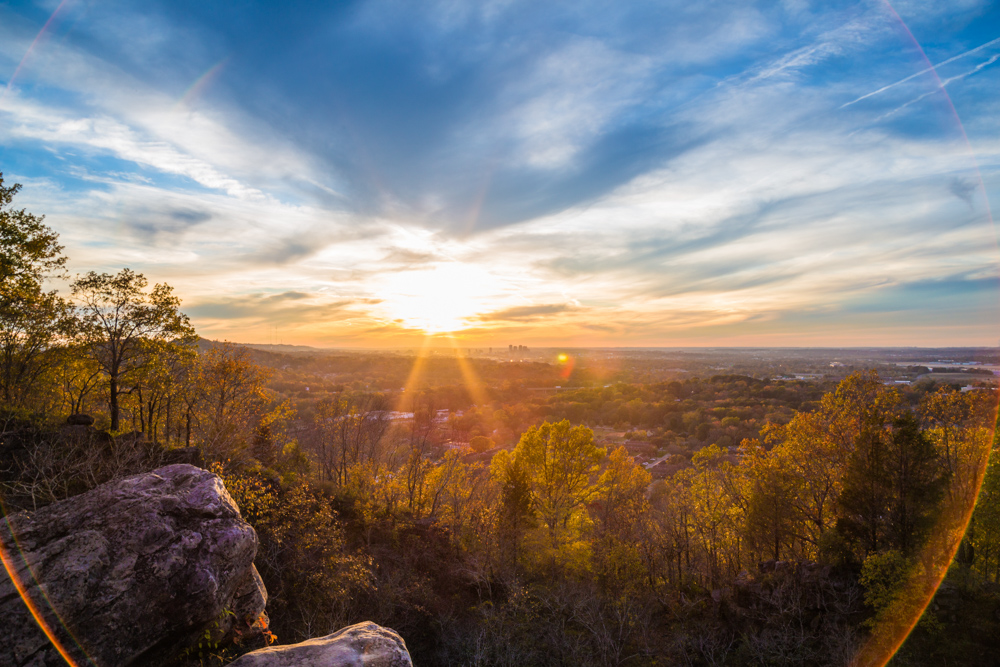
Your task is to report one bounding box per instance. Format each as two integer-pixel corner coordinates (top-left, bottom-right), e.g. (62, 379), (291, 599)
(822, 369), (900, 422)
(691, 443), (727, 470)
(593, 536), (647, 592)
(260, 400), (295, 430)
(920, 386), (994, 512)
(599, 447), (651, 498)
(590, 447), (654, 590)
(859, 550), (911, 625)
(920, 383), (995, 431)
(969, 449), (1000, 581)
(469, 435), (494, 453)
(512, 420), (606, 546)
(195, 343), (283, 465)
(760, 373), (906, 549)
(213, 463), (278, 528)
(521, 513), (595, 575)
(595, 447), (650, 534)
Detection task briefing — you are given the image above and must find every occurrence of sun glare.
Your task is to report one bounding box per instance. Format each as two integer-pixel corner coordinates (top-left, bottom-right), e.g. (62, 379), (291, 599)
(376, 263), (496, 333)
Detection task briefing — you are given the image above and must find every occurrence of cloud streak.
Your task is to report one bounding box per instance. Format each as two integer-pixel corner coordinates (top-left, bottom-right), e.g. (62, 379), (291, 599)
(474, 303), (580, 322)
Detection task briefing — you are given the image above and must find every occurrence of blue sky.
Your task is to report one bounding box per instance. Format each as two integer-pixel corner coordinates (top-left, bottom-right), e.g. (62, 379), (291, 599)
(1, 0), (998, 346)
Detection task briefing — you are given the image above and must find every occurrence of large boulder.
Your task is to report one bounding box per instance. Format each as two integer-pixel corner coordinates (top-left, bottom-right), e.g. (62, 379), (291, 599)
(65, 413), (95, 426)
(229, 622), (412, 667)
(0, 464), (266, 666)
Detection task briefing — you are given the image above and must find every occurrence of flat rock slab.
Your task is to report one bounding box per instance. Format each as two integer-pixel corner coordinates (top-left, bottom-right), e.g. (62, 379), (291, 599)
(0, 464), (264, 667)
(230, 622), (412, 667)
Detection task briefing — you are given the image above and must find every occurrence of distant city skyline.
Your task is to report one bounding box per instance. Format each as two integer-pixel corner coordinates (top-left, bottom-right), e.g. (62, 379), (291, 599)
(1, 0), (998, 347)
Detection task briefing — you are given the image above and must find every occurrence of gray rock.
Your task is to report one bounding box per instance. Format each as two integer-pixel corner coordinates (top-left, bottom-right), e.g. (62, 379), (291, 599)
(0, 464), (265, 667)
(229, 622), (412, 667)
(221, 563), (270, 645)
(65, 413), (94, 426)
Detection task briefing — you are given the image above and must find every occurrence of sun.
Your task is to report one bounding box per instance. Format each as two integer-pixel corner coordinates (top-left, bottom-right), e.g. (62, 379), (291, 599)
(376, 263), (496, 333)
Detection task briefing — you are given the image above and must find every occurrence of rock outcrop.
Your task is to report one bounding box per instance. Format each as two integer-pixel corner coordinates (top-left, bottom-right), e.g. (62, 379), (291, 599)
(0, 464), (265, 667)
(229, 622), (412, 667)
(65, 413), (95, 426)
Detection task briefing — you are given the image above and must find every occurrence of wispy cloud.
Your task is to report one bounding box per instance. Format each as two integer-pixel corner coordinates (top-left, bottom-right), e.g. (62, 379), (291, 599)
(0, 0), (996, 346)
(474, 303), (580, 322)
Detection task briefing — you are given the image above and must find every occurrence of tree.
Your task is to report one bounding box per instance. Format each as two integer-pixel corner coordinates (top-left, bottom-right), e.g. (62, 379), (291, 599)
(0, 174), (75, 410)
(689, 444), (740, 585)
(838, 414), (945, 556)
(591, 446), (651, 591)
(130, 338), (196, 443)
(511, 420), (606, 548)
(491, 448), (536, 569)
(883, 414), (947, 554)
(969, 449), (1000, 582)
(72, 269), (195, 431)
(470, 435), (495, 453)
(219, 468), (373, 642)
(738, 440), (800, 562)
(193, 342), (275, 463)
(920, 386), (993, 512)
(54, 349), (103, 417)
(0, 280), (75, 409)
(762, 371), (902, 552)
(594, 446), (651, 540)
(313, 391), (391, 486)
(0, 173), (66, 286)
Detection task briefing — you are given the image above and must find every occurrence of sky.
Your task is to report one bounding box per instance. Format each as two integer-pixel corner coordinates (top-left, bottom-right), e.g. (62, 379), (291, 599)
(1, 0), (999, 348)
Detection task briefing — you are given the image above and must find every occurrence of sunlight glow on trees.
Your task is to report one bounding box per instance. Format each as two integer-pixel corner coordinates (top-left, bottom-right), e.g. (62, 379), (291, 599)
(72, 269), (196, 431)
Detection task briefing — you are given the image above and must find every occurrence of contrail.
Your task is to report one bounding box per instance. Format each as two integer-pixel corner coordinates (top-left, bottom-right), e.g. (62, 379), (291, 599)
(841, 35), (1000, 108)
(873, 53), (1000, 121)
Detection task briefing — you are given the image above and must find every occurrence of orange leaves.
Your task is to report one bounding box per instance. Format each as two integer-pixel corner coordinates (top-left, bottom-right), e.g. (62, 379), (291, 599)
(258, 614), (278, 645)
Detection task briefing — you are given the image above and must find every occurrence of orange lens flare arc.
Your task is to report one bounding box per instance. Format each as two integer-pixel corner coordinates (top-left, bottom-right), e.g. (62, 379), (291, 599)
(857, 3), (1000, 664)
(0, 519), (83, 666)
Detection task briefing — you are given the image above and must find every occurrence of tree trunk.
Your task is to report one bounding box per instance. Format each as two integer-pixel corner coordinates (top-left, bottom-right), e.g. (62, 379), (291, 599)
(137, 385), (145, 434)
(110, 376), (120, 431)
